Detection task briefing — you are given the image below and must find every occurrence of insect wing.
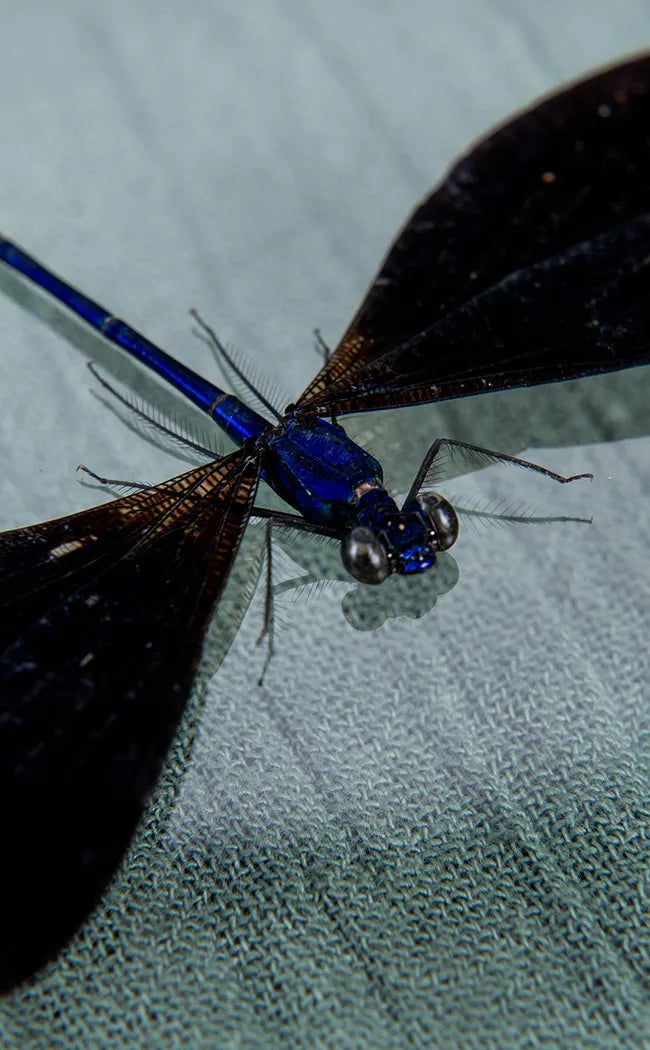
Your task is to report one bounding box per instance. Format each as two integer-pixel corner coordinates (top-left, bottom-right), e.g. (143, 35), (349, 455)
(0, 449), (260, 989)
(297, 53), (650, 415)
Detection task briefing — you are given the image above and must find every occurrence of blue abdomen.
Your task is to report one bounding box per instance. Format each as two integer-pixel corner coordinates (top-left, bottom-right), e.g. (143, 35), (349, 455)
(263, 418), (383, 525)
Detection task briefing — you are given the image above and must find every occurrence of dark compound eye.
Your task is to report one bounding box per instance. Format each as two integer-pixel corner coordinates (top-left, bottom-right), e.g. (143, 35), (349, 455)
(417, 493), (459, 551)
(341, 527), (391, 584)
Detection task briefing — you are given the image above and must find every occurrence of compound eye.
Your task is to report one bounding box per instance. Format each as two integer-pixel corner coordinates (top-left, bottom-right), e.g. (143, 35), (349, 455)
(418, 493), (459, 551)
(341, 527), (391, 584)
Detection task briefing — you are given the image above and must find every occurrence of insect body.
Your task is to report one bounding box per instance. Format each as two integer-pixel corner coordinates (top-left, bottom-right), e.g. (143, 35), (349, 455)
(1, 52), (649, 989)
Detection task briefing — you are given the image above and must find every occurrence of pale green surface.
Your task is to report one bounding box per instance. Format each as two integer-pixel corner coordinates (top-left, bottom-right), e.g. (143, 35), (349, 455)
(0, 2), (649, 1047)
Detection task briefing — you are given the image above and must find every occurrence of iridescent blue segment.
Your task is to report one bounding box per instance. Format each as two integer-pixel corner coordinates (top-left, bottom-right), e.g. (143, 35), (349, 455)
(6, 52), (650, 991)
(355, 489), (436, 574)
(0, 235), (440, 563)
(0, 237), (268, 447)
(0, 236), (396, 525)
(264, 417), (383, 524)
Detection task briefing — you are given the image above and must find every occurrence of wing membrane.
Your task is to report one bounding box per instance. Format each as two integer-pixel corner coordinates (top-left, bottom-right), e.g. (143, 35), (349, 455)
(0, 449), (260, 989)
(296, 53), (650, 414)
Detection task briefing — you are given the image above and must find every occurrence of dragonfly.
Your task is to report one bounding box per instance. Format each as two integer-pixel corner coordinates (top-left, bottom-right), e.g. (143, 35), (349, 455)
(1, 52), (649, 991)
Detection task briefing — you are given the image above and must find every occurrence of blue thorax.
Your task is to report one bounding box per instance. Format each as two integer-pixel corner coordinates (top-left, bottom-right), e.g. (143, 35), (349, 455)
(263, 416), (383, 526)
(0, 235), (441, 577)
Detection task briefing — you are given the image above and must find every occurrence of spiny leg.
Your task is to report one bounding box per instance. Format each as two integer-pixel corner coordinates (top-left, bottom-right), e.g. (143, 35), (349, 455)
(255, 520), (276, 686)
(190, 308), (282, 421)
(404, 437), (593, 504)
(87, 362), (216, 459)
(453, 502), (593, 527)
(76, 464), (149, 491)
(80, 362), (218, 492)
(313, 328), (332, 365)
(251, 507), (340, 685)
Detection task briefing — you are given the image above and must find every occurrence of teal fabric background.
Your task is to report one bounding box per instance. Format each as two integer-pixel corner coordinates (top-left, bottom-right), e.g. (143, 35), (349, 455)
(0, 2), (648, 1047)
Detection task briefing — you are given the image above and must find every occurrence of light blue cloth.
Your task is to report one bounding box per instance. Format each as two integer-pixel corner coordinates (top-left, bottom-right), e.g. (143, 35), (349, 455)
(0, 2), (648, 1046)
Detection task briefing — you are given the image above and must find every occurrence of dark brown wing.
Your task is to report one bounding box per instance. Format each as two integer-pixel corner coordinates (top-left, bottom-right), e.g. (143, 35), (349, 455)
(0, 449), (260, 989)
(296, 52), (650, 416)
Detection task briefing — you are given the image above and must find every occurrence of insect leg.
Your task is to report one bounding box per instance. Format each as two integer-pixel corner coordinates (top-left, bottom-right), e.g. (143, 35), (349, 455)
(87, 362), (217, 458)
(190, 308), (282, 421)
(404, 438), (593, 504)
(251, 508), (340, 683)
(313, 328), (332, 365)
(76, 464), (149, 491)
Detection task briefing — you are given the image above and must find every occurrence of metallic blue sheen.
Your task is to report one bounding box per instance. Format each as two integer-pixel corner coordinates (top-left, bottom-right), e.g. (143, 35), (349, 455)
(264, 417), (383, 525)
(355, 489), (437, 574)
(0, 238), (268, 448)
(0, 235), (439, 576)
